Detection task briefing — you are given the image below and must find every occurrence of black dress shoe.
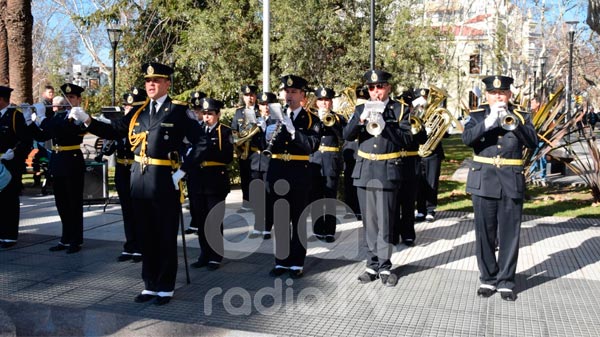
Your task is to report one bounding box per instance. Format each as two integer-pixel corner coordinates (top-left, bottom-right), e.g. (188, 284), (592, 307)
(117, 254), (133, 262)
(131, 255), (143, 263)
(0, 241), (16, 248)
(134, 294), (156, 303)
(190, 260), (208, 269)
(380, 273), (398, 287)
(66, 245), (81, 254)
(263, 233), (272, 240)
(49, 244), (67, 252)
(154, 296), (171, 306)
(402, 239), (415, 247)
(477, 287), (496, 298)
(325, 235), (335, 243)
(355, 214), (362, 221)
(269, 267), (287, 277)
(289, 269), (303, 279)
(500, 290), (517, 301)
(184, 228), (197, 235)
(207, 262), (220, 271)
(357, 271), (378, 283)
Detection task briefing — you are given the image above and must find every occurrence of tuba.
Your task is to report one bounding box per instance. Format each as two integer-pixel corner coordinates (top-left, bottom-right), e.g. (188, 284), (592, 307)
(418, 86), (462, 157)
(232, 108), (261, 160)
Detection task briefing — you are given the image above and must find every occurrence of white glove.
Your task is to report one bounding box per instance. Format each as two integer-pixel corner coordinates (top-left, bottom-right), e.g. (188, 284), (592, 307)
(318, 108), (327, 119)
(172, 168), (186, 190)
(68, 107), (90, 125)
(412, 96), (427, 108)
(282, 115), (295, 137)
(359, 109), (370, 122)
(257, 117), (267, 131)
(1, 149), (14, 161)
(22, 107), (33, 126)
(95, 114), (112, 124)
(34, 106), (46, 125)
(484, 105), (501, 130)
(425, 126), (433, 135)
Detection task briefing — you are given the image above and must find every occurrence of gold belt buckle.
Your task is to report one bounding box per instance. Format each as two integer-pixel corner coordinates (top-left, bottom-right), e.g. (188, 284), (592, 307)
(369, 153), (376, 161)
(141, 155), (150, 172)
(493, 155), (502, 168)
(282, 153), (292, 161)
(400, 149), (407, 158)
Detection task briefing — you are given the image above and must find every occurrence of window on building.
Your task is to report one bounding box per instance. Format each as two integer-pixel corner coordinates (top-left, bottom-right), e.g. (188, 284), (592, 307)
(469, 54), (481, 74)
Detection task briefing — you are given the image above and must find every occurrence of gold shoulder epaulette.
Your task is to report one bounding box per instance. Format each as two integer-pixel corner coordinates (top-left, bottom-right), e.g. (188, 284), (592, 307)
(219, 123), (231, 129)
(470, 108), (485, 113)
(172, 100), (188, 106)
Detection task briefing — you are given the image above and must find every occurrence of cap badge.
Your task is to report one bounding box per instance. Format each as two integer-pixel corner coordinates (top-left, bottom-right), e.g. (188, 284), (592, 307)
(321, 88), (327, 97)
(127, 95), (134, 104)
(262, 93), (267, 101)
(287, 77), (293, 86)
(194, 98), (200, 106)
(132, 88), (138, 95)
(65, 85), (72, 93)
(194, 92), (200, 98)
(147, 65), (155, 75)
(493, 77), (501, 89)
(370, 71), (378, 82)
(203, 100), (209, 109)
(420, 89), (426, 96)
(245, 86), (251, 94)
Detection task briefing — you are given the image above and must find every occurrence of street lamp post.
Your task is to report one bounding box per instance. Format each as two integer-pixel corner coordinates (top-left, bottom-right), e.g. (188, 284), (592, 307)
(540, 56), (547, 100)
(107, 23), (123, 106)
(566, 21), (578, 146)
(533, 65), (538, 97)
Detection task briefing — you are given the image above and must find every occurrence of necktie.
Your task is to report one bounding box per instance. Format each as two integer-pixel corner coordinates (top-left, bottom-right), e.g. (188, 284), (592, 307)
(289, 110), (294, 120)
(150, 101), (157, 116)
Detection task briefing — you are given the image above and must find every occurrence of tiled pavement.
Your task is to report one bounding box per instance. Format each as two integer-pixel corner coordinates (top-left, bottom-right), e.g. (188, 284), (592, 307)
(1, 187), (600, 336)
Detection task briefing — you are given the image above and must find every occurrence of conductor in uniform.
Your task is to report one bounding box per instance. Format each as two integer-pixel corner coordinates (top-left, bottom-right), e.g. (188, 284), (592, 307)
(462, 75), (537, 301)
(69, 62), (208, 305)
(0, 86), (31, 248)
(309, 86), (346, 242)
(25, 83), (87, 254)
(343, 69), (413, 287)
(266, 75), (321, 279)
(231, 85), (258, 213)
(188, 97), (233, 270)
(103, 87), (147, 262)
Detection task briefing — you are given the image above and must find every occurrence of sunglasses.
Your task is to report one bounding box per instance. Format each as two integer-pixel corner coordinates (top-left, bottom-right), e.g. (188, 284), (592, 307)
(368, 84), (386, 90)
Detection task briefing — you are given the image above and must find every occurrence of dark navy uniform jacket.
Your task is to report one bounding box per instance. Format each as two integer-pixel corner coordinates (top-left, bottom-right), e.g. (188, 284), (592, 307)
(310, 112), (346, 177)
(86, 97), (207, 199)
(0, 107), (31, 175)
(30, 110), (85, 177)
(343, 99), (413, 189)
(231, 106), (266, 170)
(265, 108), (321, 187)
(186, 122), (233, 196)
(462, 103), (538, 199)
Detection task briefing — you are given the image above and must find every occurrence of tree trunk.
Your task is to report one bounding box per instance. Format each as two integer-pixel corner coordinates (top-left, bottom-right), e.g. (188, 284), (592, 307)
(0, 0), (9, 86)
(588, 0), (600, 35)
(5, 0), (32, 103)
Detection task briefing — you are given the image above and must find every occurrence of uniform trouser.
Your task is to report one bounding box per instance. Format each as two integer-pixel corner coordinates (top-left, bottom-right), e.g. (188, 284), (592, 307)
(115, 165), (138, 254)
(239, 158), (251, 206)
(310, 175), (339, 236)
(0, 173), (21, 241)
(134, 197), (180, 292)
(472, 194), (523, 290)
(343, 159), (360, 215)
(192, 193), (226, 263)
(271, 184), (309, 268)
(357, 186), (396, 272)
(249, 171), (268, 232)
(394, 165), (418, 243)
(416, 153), (442, 214)
(53, 174), (84, 246)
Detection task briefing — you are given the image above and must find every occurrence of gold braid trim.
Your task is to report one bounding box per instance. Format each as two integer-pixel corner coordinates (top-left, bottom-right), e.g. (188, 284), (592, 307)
(128, 99), (150, 154)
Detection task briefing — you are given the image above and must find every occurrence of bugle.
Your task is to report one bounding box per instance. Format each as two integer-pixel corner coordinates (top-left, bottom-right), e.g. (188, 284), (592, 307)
(501, 112), (519, 131)
(321, 112), (336, 127)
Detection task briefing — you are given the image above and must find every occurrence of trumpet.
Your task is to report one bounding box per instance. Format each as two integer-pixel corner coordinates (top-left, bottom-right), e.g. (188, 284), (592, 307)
(363, 101), (386, 136)
(501, 112), (519, 131)
(319, 109), (336, 127)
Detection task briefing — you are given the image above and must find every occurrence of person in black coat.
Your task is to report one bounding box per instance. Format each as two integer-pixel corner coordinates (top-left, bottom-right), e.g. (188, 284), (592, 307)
(250, 92), (278, 240)
(25, 83), (87, 254)
(103, 87), (147, 262)
(0, 86), (32, 248)
(188, 98), (233, 270)
(69, 62), (208, 306)
(231, 85), (259, 213)
(462, 75), (538, 301)
(343, 70), (413, 287)
(309, 87), (346, 243)
(266, 75), (321, 279)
